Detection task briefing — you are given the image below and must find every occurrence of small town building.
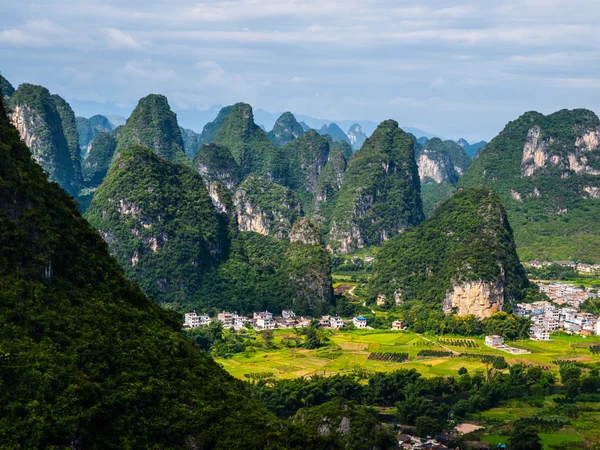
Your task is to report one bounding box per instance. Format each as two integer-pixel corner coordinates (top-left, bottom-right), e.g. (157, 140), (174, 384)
(392, 320), (403, 330)
(255, 312), (276, 330)
(353, 316), (367, 329)
(330, 316), (345, 329)
(319, 316), (331, 328)
(282, 310), (295, 319)
(183, 312), (211, 328)
(485, 335), (503, 347)
(217, 312), (234, 328)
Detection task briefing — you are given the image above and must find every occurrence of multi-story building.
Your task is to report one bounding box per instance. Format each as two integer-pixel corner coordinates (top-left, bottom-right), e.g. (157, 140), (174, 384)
(392, 320), (403, 330)
(530, 326), (550, 341)
(485, 335), (504, 347)
(282, 310), (295, 320)
(217, 312), (234, 328)
(255, 312), (276, 330)
(330, 316), (345, 329)
(353, 316), (367, 329)
(183, 312), (211, 328)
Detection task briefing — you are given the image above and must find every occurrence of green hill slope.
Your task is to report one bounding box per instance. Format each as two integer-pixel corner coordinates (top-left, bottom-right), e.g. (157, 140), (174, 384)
(0, 96), (307, 448)
(459, 109), (600, 262)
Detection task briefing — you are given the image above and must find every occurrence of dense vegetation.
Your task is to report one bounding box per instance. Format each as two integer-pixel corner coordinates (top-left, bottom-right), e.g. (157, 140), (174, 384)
(8, 83), (82, 196)
(457, 138), (487, 159)
(459, 108), (600, 262)
(267, 111), (304, 146)
(197, 105), (232, 146)
(0, 73), (14, 99)
(192, 142), (241, 190)
(370, 188), (530, 326)
(329, 120), (423, 252)
(86, 145), (227, 303)
(214, 103), (286, 181)
(82, 130), (118, 188)
(180, 126), (201, 158)
(0, 97), (316, 449)
(76, 114), (113, 156)
(116, 94), (189, 165)
(281, 129), (331, 212)
(313, 148), (348, 231)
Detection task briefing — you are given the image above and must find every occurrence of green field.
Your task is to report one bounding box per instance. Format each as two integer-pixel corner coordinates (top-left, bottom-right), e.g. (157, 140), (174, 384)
(215, 330), (600, 380)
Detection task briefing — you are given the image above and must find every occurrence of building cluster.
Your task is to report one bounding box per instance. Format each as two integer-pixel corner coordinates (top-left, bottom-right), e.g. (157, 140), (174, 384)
(525, 260), (600, 274)
(183, 310), (371, 331)
(484, 335), (530, 354)
(514, 282), (600, 340)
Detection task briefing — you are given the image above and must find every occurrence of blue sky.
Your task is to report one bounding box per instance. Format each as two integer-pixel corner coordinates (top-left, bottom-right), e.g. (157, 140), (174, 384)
(1, 0), (599, 141)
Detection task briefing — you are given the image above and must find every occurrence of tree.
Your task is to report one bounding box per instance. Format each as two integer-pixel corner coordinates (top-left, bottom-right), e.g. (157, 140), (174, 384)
(458, 367), (468, 375)
(507, 426), (542, 450)
(261, 329), (275, 348)
(415, 416), (441, 438)
(304, 324), (322, 349)
(559, 364), (582, 384)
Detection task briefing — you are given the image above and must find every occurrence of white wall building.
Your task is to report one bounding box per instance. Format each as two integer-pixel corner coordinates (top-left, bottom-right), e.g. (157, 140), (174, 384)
(485, 335), (503, 347)
(184, 312), (211, 328)
(353, 316), (367, 329)
(330, 316), (345, 329)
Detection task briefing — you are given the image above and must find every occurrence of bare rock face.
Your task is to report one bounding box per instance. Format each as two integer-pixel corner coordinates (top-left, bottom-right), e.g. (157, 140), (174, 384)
(521, 125), (600, 177)
(443, 281), (504, 318)
(233, 175), (302, 239)
(417, 151), (456, 184)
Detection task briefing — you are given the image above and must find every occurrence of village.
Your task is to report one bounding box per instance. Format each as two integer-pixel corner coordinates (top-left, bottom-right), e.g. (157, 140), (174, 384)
(183, 309), (390, 331)
(515, 281), (600, 341)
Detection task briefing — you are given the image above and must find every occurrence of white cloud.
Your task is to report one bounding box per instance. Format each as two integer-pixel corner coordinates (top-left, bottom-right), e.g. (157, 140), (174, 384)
(106, 28), (144, 49)
(289, 76), (305, 83)
(121, 60), (177, 82)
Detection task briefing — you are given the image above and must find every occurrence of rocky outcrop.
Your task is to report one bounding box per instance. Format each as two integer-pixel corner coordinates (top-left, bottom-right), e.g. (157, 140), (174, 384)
(347, 123), (367, 150)
(417, 151), (456, 184)
(233, 175), (302, 239)
(521, 126), (551, 176)
(9, 84), (82, 197)
(442, 281), (504, 318)
(289, 217), (322, 245)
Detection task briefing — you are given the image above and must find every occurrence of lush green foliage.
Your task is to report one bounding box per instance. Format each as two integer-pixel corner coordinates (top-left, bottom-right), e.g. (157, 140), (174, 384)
(116, 94), (189, 165)
(0, 97), (311, 449)
(370, 188), (529, 324)
(86, 145), (227, 303)
(443, 139), (471, 173)
(0, 73), (15, 99)
(214, 103), (285, 181)
(198, 105), (232, 146)
(459, 108), (600, 262)
(267, 111), (304, 146)
(76, 115), (113, 154)
(52, 94), (83, 188)
(192, 142), (241, 190)
(82, 130), (117, 188)
(8, 84), (83, 196)
(180, 126), (201, 158)
(329, 120), (423, 251)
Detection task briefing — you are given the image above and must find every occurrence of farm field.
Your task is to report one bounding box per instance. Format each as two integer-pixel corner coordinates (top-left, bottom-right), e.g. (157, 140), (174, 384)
(474, 397), (600, 447)
(215, 330), (600, 380)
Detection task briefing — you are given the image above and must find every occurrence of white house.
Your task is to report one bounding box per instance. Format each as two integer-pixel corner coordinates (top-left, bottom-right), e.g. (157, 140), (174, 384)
(255, 312), (276, 330)
(217, 312), (234, 328)
(391, 320), (403, 331)
(282, 310), (295, 319)
(485, 335), (503, 347)
(329, 316), (345, 329)
(184, 312), (211, 328)
(353, 316), (367, 329)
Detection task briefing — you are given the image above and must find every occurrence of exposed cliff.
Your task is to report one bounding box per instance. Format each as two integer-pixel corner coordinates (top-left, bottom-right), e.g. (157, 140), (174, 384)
(233, 175), (302, 238)
(267, 111), (304, 146)
(116, 94), (189, 165)
(347, 123), (367, 150)
(8, 83), (82, 196)
(459, 108), (600, 262)
(52, 94), (83, 189)
(193, 143), (241, 190)
(328, 120), (423, 253)
(85, 145), (227, 303)
(370, 187), (528, 320)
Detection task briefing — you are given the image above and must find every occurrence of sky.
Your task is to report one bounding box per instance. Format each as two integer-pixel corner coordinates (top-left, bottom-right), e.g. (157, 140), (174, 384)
(1, 0), (600, 141)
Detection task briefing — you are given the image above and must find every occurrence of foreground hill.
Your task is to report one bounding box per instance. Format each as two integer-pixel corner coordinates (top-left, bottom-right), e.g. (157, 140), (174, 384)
(459, 109), (600, 262)
(328, 120), (423, 253)
(370, 188), (529, 321)
(8, 83), (83, 197)
(0, 97), (308, 448)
